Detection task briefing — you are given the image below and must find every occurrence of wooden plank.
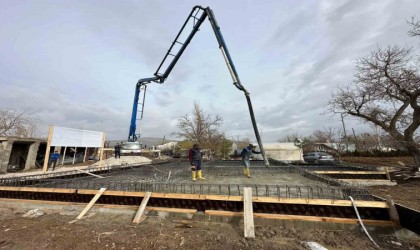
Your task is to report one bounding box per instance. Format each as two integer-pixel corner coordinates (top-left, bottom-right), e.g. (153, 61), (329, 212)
(314, 171), (386, 175)
(145, 207), (197, 214)
(0, 198), (197, 214)
(42, 125), (54, 173)
(338, 179), (391, 182)
(243, 187), (255, 238)
(0, 198), (86, 206)
(250, 197), (389, 208)
(205, 195), (242, 202)
(385, 195), (400, 225)
(77, 190), (205, 200)
(76, 187), (107, 220)
(73, 189), (388, 208)
(2, 188), (388, 209)
(83, 147), (88, 163)
(204, 210), (394, 226)
(99, 132), (106, 168)
(69, 212), (96, 224)
(151, 193), (207, 200)
(77, 169), (104, 179)
(385, 167), (391, 180)
(0, 186), (77, 193)
(133, 192), (152, 223)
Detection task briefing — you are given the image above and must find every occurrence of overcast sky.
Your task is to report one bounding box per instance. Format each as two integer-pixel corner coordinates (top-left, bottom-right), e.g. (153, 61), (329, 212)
(1, 0), (419, 142)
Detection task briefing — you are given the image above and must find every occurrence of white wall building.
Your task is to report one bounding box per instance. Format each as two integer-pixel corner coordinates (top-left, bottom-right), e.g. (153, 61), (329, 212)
(254, 142), (303, 162)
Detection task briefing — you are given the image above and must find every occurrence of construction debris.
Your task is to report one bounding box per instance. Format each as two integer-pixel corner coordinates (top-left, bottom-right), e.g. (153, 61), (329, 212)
(389, 162), (420, 181)
(302, 242), (328, 250)
(22, 209), (44, 218)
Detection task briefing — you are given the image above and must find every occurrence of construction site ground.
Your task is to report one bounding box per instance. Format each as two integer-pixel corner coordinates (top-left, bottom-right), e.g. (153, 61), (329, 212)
(338, 156), (420, 211)
(368, 180), (420, 211)
(1, 205), (420, 250)
(341, 156), (414, 167)
(1, 157), (420, 249)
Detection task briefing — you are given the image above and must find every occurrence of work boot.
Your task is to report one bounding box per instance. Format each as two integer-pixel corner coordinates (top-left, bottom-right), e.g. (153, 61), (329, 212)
(246, 168), (251, 178)
(243, 168), (247, 176)
(192, 171), (197, 181)
(197, 170), (205, 180)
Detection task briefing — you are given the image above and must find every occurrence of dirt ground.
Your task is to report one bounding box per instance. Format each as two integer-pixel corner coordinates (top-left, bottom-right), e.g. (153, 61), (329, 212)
(341, 156), (415, 167)
(340, 157), (420, 211)
(368, 180), (420, 211)
(0, 207), (419, 250)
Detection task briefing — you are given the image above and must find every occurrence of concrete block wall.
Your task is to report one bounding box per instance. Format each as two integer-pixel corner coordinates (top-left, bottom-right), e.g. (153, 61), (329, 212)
(0, 140), (13, 174)
(25, 142), (40, 170)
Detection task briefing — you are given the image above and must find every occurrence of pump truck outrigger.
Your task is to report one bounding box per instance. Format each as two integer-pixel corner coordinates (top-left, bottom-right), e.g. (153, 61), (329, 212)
(127, 5), (270, 167)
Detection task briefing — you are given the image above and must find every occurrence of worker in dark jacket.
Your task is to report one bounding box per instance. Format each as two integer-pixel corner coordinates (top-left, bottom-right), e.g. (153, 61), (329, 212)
(241, 144), (261, 178)
(49, 151), (60, 171)
(188, 144), (205, 181)
(114, 143), (121, 159)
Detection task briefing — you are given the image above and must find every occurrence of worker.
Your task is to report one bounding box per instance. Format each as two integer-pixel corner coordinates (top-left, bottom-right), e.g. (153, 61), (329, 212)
(188, 143), (205, 181)
(114, 143), (121, 159)
(49, 150), (60, 171)
(241, 144), (261, 178)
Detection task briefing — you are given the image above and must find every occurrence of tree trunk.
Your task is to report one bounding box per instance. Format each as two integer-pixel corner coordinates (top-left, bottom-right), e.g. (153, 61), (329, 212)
(413, 151), (420, 171)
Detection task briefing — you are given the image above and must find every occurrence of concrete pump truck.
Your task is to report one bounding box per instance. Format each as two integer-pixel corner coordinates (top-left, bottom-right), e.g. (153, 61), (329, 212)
(126, 5), (270, 167)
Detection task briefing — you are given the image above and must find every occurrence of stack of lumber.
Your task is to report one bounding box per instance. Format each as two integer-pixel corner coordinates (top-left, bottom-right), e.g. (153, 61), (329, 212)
(390, 161), (420, 180)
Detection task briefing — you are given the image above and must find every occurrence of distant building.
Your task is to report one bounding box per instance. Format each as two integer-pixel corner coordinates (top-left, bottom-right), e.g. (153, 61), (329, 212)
(0, 136), (47, 173)
(254, 143), (303, 162)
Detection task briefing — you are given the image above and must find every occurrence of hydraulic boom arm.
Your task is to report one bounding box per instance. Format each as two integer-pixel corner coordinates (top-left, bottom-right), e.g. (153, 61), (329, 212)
(128, 5), (270, 167)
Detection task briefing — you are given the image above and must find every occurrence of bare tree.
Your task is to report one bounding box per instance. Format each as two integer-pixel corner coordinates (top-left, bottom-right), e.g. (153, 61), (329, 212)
(312, 128), (338, 143)
(173, 102), (229, 157)
(0, 109), (38, 137)
(328, 42), (420, 169)
(279, 133), (305, 143)
(408, 16), (420, 37)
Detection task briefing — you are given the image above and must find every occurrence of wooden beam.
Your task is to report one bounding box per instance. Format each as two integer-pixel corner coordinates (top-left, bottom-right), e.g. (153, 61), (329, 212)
(250, 197), (389, 208)
(133, 192), (151, 224)
(99, 132), (106, 168)
(42, 125), (54, 173)
(83, 147), (88, 163)
(338, 179), (391, 182)
(385, 195), (400, 225)
(204, 210), (394, 226)
(313, 171), (386, 175)
(0, 186), (77, 193)
(12, 188), (383, 209)
(243, 187), (255, 238)
(77, 169), (104, 179)
(76, 190), (206, 200)
(0, 198), (197, 214)
(385, 167), (391, 180)
(76, 187), (106, 220)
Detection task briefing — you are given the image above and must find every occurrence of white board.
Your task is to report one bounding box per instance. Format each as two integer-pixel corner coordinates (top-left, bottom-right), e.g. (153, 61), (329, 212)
(50, 126), (103, 147)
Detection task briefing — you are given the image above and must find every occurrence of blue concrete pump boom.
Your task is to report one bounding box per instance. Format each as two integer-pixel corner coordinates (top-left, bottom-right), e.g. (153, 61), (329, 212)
(128, 5), (270, 167)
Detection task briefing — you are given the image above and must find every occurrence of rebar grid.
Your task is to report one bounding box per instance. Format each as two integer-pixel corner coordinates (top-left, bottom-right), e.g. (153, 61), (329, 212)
(0, 160), (375, 201)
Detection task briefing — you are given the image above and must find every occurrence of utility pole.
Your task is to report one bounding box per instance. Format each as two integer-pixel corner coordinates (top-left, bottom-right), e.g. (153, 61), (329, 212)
(352, 128), (358, 151)
(340, 113), (349, 152)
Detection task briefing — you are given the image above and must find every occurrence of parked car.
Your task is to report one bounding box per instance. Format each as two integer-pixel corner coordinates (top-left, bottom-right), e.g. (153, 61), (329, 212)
(303, 152), (334, 163)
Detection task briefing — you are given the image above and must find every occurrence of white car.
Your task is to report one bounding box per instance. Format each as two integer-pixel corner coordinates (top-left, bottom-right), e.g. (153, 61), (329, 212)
(121, 142), (142, 155)
(303, 152), (334, 163)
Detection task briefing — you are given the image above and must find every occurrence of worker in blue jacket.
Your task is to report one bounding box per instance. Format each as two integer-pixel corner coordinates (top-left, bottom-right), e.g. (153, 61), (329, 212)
(241, 144), (261, 178)
(49, 151), (60, 171)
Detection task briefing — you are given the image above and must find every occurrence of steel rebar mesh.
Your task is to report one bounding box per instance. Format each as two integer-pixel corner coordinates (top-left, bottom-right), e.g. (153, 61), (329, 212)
(0, 160), (376, 201)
